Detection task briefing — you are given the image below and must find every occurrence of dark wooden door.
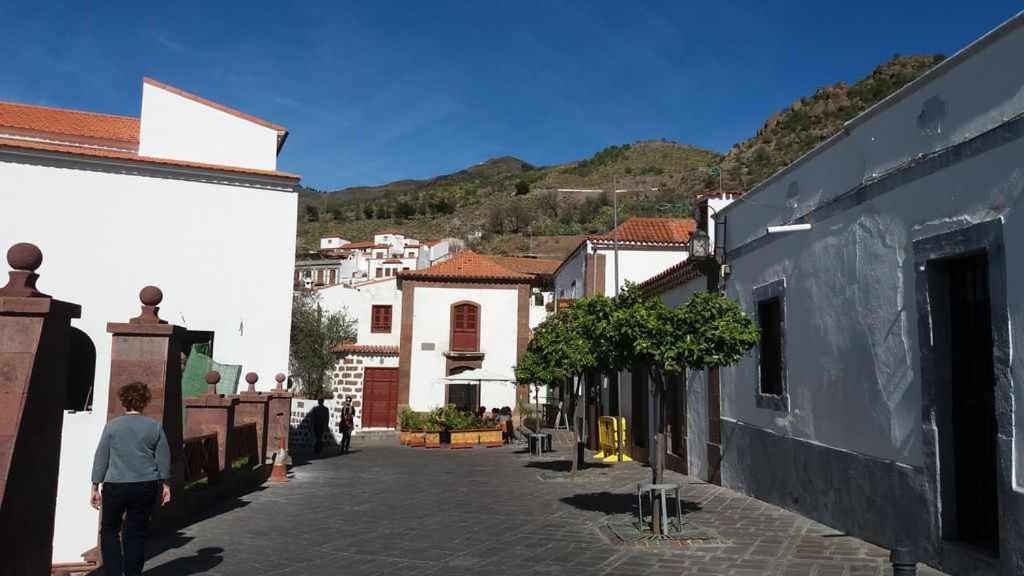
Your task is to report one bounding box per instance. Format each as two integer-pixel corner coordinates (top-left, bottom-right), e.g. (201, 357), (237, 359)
(363, 368), (398, 429)
(947, 254), (999, 553)
(451, 303), (479, 351)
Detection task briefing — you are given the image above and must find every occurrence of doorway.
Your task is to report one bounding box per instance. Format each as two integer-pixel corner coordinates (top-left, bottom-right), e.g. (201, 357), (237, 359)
(447, 366), (479, 412)
(362, 368), (399, 429)
(934, 252), (999, 554)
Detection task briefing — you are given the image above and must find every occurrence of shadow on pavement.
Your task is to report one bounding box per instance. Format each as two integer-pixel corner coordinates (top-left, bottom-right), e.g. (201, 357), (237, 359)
(144, 547), (224, 575)
(560, 491), (702, 516)
(523, 459), (612, 472)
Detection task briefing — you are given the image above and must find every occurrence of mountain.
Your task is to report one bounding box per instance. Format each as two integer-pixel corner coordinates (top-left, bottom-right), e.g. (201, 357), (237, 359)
(296, 54), (944, 255)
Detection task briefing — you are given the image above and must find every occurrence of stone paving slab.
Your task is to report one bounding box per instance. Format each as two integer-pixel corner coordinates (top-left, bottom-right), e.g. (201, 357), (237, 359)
(142, 441), (948, 575)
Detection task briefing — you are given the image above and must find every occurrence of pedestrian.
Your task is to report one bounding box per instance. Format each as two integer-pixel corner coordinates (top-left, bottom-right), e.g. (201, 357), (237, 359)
(339, 396), (355, 454)
(497, 406), (513, 444)
(91, 382), (171, 576)
(310, 398), (330, 455)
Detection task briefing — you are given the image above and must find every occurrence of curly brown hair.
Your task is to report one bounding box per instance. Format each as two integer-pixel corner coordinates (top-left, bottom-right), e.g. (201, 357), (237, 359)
(118, 382), (151, 412)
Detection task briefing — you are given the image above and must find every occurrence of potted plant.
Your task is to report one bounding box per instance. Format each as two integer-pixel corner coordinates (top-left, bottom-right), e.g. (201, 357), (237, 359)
(399, 408), (428, 446)
(423, 421), (442, 448)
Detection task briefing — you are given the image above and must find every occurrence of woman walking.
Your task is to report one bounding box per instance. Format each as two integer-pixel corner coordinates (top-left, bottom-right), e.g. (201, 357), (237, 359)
(91, 382), (172, 576)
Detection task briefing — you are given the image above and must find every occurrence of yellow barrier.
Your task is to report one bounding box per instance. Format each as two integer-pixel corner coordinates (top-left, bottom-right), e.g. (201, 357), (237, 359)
(593, 416), (633, 462)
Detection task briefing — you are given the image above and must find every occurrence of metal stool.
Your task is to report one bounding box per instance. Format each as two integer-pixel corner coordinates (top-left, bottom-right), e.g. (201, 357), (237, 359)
(529, 433), (547, 456)
(636, 482), (682, 533)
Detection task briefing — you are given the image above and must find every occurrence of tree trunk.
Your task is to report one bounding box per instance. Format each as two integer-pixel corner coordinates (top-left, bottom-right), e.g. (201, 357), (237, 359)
(650, 368), (668, 535)
(570, 375), (580, 479)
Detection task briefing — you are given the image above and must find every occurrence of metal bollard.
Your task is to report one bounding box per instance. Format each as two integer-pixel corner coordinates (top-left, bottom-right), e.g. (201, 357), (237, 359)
(890, 546), (917, 575)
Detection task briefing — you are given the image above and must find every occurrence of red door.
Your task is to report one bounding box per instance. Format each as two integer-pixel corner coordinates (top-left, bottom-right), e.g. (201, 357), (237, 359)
(362, 368), (398, 429)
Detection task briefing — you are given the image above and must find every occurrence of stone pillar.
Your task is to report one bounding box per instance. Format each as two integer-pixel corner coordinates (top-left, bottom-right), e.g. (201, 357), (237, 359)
(266, 373), (293, 453)
(106, 286), (187, 502)
(184, 372), (238, 475)
(0, 243), (81, 576)
(235, 372), (271, 465)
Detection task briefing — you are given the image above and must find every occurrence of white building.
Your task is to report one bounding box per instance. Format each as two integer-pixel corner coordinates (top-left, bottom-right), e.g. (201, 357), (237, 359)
(632, 12), (1024, 575)
(553, 217), (695, 300)
(318, 251), (558, 429)
(296, 231), (453, 289)
(0, 77), (299, 563)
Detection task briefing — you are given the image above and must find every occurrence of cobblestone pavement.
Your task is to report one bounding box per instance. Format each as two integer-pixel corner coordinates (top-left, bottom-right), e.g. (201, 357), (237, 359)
(143, 439), (947, 575)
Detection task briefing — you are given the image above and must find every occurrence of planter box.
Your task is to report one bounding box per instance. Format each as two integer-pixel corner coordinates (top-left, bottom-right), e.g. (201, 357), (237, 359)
(399, 431), (415, 446)
(407, 432), (425, 447)
(449, 430), (478, 449)
(424, 431), (441, 448)
(479, 427), (503, 447)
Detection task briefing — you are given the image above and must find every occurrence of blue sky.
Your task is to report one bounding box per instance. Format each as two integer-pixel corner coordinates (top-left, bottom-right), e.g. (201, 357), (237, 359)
(1, 2), (1019, 190)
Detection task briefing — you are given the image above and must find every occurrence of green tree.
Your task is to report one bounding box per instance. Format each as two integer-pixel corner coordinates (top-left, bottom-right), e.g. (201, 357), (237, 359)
(614, 285), (758, 533)
(289, 291), (357, 399)
(304, 204), (320, 222)
(514, 179), (530, 196)
(363, 203), (375, 219)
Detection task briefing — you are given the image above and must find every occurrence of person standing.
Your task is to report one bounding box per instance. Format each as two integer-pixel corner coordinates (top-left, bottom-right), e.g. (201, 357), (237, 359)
(310, 398), (330, 455)
(339, 396), (355, 454)
(91, 382), (171, 576)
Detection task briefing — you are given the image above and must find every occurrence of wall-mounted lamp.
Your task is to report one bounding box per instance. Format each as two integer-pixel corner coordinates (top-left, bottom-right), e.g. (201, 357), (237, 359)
(766, 223), (812, 234)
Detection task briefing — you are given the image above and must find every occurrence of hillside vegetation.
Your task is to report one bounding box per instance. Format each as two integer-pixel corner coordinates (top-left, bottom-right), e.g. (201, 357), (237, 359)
(297, 54), (943, 256)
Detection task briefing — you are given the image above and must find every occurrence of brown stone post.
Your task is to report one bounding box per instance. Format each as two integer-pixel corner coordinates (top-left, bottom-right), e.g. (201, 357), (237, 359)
(267, 373), (293, 453)
(184, 372), (238, 476)
(106, 286), (188, 510)
(0, 243), (81, 576)
(235, 372), (271, 465)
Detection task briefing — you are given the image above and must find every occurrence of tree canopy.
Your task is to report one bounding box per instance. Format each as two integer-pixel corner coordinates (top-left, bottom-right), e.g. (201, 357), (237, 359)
(289, 291), (357, 399)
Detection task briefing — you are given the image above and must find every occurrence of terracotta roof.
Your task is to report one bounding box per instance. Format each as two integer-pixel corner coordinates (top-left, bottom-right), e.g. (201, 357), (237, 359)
(0, 136), (300, 181)
(422, 239), (446, 247)
(383, 258), (402, 264)
(398, 250), (533, 282)
(0, 101), (139, 144)
(332, 343), (399, 355)
(589, 218), (697, 245)
(489, 256), (562, 276)
(638, 259), (704, 296)
(143, 77), (288, 150)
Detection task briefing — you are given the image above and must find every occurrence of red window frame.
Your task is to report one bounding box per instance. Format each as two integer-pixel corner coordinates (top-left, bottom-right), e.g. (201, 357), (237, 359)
(450, 302), (480, 352)
(371, 305), (393, 333)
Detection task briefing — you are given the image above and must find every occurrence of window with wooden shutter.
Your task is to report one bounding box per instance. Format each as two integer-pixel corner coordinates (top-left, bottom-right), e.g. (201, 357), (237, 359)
(450, 302), (480, 352)
(371, 305), (392, 333)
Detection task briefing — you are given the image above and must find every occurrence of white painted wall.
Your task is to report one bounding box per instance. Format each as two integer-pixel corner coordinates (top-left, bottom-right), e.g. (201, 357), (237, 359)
(554, 246), (586, 299)
(598, 246), (688, 296)
(718, 20), (1024, 471)
(320, 237), (349, 250)
(407, 286), (520, 411)
(0, 159), (296, 562)
(138, 81), (279, 171)
(317, 278), (402, 346)
(659, 274), (710, 478)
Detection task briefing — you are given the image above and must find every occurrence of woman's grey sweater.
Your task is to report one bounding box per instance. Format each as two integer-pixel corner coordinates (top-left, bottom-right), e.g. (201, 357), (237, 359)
(91, 414), (171, 484)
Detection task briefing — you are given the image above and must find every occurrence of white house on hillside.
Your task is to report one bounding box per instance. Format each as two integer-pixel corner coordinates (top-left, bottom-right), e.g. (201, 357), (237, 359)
(295, 231), (453, 289)
(0, 77), (299, 563)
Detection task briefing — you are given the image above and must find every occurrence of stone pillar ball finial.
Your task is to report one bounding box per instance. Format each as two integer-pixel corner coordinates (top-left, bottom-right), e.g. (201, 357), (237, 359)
(0, 242), (46, 297)
(245, 371), (258, 393)
(275, 372), (286, 390)
(205, 370), (221, 395)
(7, 243), (42, 271)
(140, 286), (163, 307)
(131, 285), (165, 324)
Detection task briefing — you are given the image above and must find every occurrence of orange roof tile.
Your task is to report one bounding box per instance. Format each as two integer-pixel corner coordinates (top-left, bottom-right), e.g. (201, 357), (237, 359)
(398, 250), (533, 282)
(332, 343), (399, 355)
(637, 259), (704, 296)
(422, 239), (446, 247)
(0, 136), (300, 181)
(0, 101), (139, 144)
(489, 256), (562, 276)
(590, 218), (696, 245)
(143, 77), (288, 149)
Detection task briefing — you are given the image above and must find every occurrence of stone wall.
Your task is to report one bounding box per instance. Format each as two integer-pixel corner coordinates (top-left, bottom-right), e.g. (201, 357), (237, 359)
(331, 352), (400, 430)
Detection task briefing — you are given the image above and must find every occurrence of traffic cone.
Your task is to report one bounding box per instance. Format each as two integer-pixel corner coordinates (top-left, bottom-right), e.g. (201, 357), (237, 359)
(269, 447), (289, 482)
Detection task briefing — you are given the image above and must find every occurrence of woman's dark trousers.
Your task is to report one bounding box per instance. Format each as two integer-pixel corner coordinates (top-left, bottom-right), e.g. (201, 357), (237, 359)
(100, 481), (157, 576)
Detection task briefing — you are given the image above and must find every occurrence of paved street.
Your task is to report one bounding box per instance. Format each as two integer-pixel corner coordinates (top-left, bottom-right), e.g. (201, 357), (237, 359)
(144, 440), (946, 575)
